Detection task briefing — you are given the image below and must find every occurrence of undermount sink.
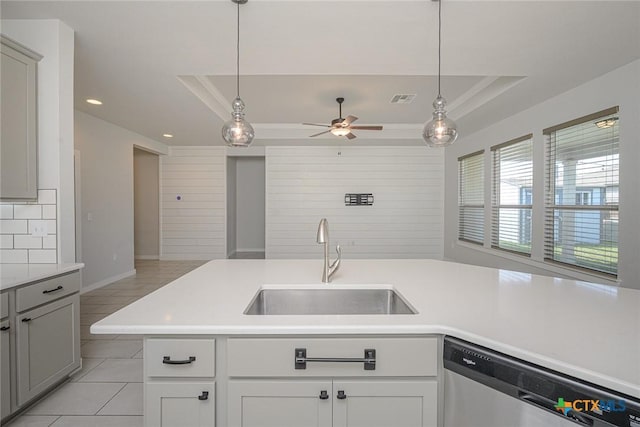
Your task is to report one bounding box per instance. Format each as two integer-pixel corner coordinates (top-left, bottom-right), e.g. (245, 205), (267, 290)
(244, 285), (417, 315)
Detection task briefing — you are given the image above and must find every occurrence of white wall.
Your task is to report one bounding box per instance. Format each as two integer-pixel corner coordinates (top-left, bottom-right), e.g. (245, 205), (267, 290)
(134, 148), (159, 259)
(160, 146), (226, 260)
(266, 146), (444, 259)
(444, 60), (640, 289)
(1, 19), (75, 263)
(226, 157), (237, 257)
(235, 157), (265, 253)
(75, 110), (168, 290)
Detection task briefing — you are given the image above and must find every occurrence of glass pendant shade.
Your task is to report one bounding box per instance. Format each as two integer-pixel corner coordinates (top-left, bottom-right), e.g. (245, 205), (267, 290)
(222, 97), (254, 147)
(423, 96), (458, 147)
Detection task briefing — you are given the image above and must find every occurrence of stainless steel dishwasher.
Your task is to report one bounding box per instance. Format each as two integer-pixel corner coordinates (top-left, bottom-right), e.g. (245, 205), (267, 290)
(444, 336), (640, 427)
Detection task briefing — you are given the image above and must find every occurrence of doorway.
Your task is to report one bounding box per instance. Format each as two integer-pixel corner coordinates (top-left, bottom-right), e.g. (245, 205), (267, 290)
(133, 147), (159, 259)
(227, 156), (265, 259)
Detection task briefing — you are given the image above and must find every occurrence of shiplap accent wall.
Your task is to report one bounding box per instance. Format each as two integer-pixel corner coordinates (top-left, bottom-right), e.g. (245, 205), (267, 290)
(160, 146), (226, 260)
(266, 146), (444, 259)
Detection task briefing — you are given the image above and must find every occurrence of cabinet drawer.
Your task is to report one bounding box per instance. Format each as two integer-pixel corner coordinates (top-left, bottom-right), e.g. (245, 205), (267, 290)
(228, 337), (437, 377)
(16, 271), (81, 312)
(145, 382), (215, 427)
(1, 292), (8, 319)
(145, 338), (215, 378)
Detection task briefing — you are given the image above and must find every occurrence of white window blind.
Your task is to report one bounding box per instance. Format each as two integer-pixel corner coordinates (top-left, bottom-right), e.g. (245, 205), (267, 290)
(544, 107), (619, 277)
(491, 135), (533, 255)
(458, 151), (484, 244)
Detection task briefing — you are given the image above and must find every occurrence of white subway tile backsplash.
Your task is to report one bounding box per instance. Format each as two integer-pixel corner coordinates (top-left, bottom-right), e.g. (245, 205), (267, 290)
(28, 249), (57, 263)
(14, 204), (42, 219)
(1, 189), (58, 264)
(42, 205), (57, 219)
(0, 249), (28, 263)
(42, 235), (57, 249)
(0, 235), (13, 249)
(37, 189), (57, 204)
(0, 219), (28, 234)
(0, 205), (13, 219)
(14, 235), (43, 249)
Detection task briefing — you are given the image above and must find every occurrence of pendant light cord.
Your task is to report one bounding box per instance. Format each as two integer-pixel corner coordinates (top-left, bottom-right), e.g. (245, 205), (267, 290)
(236, 1), (240, 98)
(437, 0), (442, 98)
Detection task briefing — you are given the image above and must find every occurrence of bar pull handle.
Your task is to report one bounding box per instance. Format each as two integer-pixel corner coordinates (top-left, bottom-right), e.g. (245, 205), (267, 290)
(337, 390), (347, 400)
(0, 326), (9, 331)
(518, 392), (593, 426)
(198, 391), (209, 401)
(295, 348), (376, 370)
(42, 285), (63, 294)
(22, 318), (32, 323)
(319, 390), (329, 400)
(162, 356), (196, 365)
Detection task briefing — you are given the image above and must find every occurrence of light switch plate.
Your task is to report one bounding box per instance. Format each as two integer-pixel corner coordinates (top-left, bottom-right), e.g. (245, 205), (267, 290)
(30, 220), (48, 237)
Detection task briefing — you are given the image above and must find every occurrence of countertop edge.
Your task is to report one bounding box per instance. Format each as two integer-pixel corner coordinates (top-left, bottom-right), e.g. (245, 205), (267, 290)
(0, 263), (85, 290)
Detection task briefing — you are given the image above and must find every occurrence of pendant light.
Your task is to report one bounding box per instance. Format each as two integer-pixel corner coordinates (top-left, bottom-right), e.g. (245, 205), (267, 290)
(423, 0), (458, 147)
(222, 0), (255, 147)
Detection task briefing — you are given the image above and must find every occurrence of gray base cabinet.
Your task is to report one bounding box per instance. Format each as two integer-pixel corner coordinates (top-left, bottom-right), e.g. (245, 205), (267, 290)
(228, 380), (333, 427)
(0, 270), (81, 423)
(16, 293), (80, 405)
(146, 382), (215, 427)
(228, 379), (437, 427)
(143, 335), (439, 427)
(1, 319), (11, 420)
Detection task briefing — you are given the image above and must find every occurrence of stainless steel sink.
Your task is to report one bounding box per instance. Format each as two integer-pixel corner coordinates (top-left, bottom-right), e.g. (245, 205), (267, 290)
(244, 286), (417, 315)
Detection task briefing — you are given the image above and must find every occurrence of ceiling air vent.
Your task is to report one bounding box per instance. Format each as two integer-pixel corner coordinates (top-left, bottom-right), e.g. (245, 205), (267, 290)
(390, 94), (416, 104)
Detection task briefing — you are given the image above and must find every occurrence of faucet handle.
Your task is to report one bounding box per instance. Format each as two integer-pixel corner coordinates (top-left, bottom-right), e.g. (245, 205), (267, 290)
(335, 245), (342, 258)
(330, 245), (342, 271)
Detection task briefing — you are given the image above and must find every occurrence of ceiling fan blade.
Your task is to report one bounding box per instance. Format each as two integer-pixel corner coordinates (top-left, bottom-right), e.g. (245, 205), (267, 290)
(309, 130), (333, 137)
(342, 115), (358, 126)
(302, 123), (332, 127)
(346, 132), (357, 140)
(350, 125), (383, 131)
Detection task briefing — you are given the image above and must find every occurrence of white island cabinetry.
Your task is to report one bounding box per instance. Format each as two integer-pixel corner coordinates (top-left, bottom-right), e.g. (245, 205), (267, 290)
(144, 338), (216, 427)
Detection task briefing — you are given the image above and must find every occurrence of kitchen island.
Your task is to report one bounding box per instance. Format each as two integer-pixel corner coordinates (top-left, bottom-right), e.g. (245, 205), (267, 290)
(91, 259), (640, 426)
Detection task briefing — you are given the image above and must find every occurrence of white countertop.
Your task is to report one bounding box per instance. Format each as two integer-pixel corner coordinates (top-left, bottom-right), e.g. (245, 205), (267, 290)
(91, 259), (640, 399)
(0, 263), (84, 290)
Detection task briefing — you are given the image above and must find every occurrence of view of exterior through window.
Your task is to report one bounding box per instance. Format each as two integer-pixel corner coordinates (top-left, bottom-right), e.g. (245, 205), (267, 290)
(458, 151), (484, 244)
(491, 135), (533, 255)
(544, 107), (619, 276)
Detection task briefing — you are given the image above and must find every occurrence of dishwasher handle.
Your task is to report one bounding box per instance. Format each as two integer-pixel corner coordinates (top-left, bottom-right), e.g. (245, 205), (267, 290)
(518, 392), (594, 427)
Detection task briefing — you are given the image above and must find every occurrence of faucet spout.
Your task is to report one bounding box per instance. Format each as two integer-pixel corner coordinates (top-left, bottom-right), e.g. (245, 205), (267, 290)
(317, 218), (341, 283)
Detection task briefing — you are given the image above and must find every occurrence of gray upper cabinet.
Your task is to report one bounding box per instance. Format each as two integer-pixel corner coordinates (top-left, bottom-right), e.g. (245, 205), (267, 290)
(1, 36), (41, 200)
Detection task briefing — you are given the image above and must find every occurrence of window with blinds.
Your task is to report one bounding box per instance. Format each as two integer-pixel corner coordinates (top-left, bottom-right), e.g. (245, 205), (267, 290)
(458, 151), (484, 244)
(544, 107), (619, 277)
(491, 135), (533, 255)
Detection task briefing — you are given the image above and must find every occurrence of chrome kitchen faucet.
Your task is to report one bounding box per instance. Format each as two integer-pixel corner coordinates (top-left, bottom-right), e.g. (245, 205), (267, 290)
(316, 218), (341, 283)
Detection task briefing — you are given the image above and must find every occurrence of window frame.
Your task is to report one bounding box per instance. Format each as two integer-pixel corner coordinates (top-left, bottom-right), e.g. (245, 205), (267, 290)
(490, 134), (533, 256)
(458, 150), (485, 245)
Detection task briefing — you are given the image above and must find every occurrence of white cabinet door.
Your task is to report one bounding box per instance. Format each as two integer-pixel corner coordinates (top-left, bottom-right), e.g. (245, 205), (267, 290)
(15, 294), (80, 406)
(1, 319), (11, 419)
(333, 380), (438, 427)
(0, 37), (40, 200)
(145, 382), (215, 427)
(228, 380), (333, 427)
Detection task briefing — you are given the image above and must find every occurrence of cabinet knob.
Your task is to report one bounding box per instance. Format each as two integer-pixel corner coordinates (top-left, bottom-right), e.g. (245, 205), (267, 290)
(42, 285), (63, 294)
(337, 390), (347, 400)
(162, 356), (196, 365)
(198, 391), (209, 401)
(22, 318), (32, 323)
(0, 326), (9, 331)
(319, 390), (329, 400)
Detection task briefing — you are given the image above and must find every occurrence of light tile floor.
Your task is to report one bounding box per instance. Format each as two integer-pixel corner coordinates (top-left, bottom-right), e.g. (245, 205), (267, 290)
(5, 260), (205, 427)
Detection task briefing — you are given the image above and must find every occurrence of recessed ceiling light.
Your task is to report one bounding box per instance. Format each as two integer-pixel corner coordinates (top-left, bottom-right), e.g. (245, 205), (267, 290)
(163, 134), (174, 138)
(86, 99), (102, 105)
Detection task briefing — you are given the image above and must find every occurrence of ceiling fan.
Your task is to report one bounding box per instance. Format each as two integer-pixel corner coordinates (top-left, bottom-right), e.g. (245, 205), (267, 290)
(303, 97), (383, 140)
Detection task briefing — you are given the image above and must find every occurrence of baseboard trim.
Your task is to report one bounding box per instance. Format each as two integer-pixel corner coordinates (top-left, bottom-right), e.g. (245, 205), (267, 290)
(135, 255), (159, 260)
(81, 269), (137, 294)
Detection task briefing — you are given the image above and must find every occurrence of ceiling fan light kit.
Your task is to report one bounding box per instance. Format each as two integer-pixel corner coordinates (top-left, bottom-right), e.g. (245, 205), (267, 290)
(221, 0), (255, 147)
(303, 97), (383, 140)
(423, 0), (459, 148)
